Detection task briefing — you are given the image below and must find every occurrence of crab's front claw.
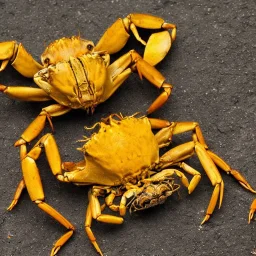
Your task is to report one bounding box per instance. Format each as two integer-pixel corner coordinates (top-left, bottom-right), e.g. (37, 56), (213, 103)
(144, 31), (172, 66)
(0, 41), (42, 77)
(0, 41), (17, 71)
(249, 199), (256, 223)
(95, 13), (176, 66)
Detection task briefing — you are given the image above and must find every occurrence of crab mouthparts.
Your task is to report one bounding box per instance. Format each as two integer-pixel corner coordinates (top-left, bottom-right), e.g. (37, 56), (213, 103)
(34, 68), (50, 81)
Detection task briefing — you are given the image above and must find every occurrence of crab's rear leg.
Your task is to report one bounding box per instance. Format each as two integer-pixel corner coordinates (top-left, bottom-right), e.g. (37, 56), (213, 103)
(153, 119), (254, 191)
(151, 119), (256, 223)
(157, 140), (225, 224)
(95, 13), (176, 66)
(86, 187), (124, 256)
(249, 199), (256, 223)
(102, 50), (172, 114)
(0, 41), (43, 77)
(10, 134), (75, 255)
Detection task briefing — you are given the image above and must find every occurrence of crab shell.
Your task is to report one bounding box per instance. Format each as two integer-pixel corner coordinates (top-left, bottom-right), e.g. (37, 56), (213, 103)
(81, 116), (159, 186)
(41, 36), (95, 66)
(35, 53), (109, 109)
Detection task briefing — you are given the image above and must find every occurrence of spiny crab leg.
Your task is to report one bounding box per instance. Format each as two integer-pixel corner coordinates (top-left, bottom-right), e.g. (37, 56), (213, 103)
(95, 13), (176, 66)
(0, 41), (43, 77)
(150, 119), (256, 224)
(249, 199), (256, 223)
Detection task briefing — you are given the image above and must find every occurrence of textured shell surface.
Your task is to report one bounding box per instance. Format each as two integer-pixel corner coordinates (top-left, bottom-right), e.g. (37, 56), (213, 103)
(84, 116), (159, 183)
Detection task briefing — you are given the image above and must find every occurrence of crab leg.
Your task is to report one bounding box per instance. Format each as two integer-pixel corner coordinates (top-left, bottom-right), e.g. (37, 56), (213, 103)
(143, 167), (200, 195)
(95, 13), (176, 66)
(0, 85), (51, 101)
(86, 187), (124, 255)
(7, 104), (69, 210)
(104, 188), (123, 212)
(153, 120), (255, 223)
(0, 83), (71, 147)
(152, 120), (207, 148)
(206, 150), (255, 193)
(15, 134), (75, 255)
(14, 104), (71, 147)
(154, 120), (255, 192)
(249, 199), (256, 223)
(0, 41), (43, 77)
(7, 179), (26, 210)
(157, 141), (224, 224)
(103, 50), (173, 114)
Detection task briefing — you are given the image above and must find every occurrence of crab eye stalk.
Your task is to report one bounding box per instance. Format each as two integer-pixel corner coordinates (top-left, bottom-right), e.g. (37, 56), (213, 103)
(43, 57), (50, 66)
(87, 44), (94, 51)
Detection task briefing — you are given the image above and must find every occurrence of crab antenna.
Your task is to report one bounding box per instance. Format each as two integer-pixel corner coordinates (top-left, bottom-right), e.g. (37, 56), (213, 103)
(76, 138), (90, 143)
(130, 112), (144, 118)
(84, 122), (100, 130)
(110, 113), (123, 120)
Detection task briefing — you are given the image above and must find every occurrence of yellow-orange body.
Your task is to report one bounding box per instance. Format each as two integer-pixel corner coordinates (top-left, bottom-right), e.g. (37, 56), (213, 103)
(0, 13), (177, 148)
(7, 114), (255, 256)
(37, 48), (111, 110)
(64, 116), (159, 185)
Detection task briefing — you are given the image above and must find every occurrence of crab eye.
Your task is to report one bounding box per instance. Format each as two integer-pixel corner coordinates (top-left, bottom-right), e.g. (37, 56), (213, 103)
(87, 44), (93, 51)
(43, 57), (50, 66)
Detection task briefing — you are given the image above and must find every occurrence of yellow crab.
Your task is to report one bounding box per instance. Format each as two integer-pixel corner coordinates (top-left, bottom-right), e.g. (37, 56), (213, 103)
(0, 13), (176, 150)
(8, 114), (255, 255)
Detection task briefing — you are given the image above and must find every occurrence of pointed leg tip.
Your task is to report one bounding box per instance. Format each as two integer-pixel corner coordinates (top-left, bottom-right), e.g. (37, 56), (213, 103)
(251, 188), (256, 194)
(7, 206), (13, 211)
(0, 84), (7, 92)
(201, 214), (210, 225)
(249, 210), (255, 224)
(244, 184), (256, 194)
(248, 215), (253, 224)
(14, 138), (26, 147)
(146, 109), (152, 115)
(7, 199), (18, 211)
(50, 247), (60, 256)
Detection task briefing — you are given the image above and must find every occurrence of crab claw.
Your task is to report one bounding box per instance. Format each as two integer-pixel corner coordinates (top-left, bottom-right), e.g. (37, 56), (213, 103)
(95, 13), (176, 66)
(0, 41), (42, 77)
(0, 41), (17, 72)
(143, 31), (172, 66)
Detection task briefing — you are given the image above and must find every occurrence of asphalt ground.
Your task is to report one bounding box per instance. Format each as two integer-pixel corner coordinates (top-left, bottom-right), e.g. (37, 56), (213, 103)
(0, 0), (255, 255)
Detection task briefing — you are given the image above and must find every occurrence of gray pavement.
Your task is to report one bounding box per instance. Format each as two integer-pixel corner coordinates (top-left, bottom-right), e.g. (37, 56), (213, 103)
(0, 0), (255, 255)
